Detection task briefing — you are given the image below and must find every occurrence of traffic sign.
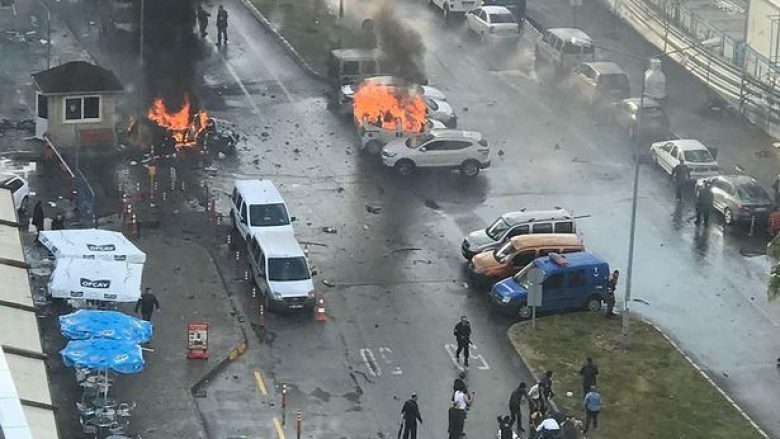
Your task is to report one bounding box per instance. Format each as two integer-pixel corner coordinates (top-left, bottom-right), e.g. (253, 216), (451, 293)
(527, 267), (544, 307)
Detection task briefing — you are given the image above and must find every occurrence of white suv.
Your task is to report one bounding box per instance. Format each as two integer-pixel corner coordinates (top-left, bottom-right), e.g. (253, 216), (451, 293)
(230, 180), (294, 241)
(381, 130), (490, 177)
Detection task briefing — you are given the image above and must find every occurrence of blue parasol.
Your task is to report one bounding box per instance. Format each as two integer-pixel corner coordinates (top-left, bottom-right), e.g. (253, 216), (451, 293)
(59, 309), (153, 344)
(60, 339), (145, 374)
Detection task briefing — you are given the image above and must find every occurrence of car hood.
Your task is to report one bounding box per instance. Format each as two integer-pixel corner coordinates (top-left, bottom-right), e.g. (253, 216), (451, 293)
(465, 229), (496, 250)
(492, 276), (525, 299)
(268, 279), (314, 298)
(421, 86), (447, 101)
(472, 251), (502, 272)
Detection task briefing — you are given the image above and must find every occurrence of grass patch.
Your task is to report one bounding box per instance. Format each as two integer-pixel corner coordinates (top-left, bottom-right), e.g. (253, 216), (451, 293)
(508, 313), (757, 439)
(249, 0), (364, 75)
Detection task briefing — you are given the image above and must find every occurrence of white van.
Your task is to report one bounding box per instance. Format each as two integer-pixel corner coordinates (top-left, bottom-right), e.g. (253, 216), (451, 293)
(534, 28), (595, 78)
(247, 231), (315, 312)
(230, 180), (294, 241)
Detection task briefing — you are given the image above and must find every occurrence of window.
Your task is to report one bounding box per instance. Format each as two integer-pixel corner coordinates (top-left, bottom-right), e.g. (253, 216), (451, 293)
(0, 178), (22, 192)
(240, 202), (247, 221)
(249, 203), (290, 227)
(661, 142), (674, 153)
(532, 222), (553, 233)
(361, 61), (376, 75)
(683, 149), (713, 163)
(507, 225), (529, 238)
(669, 146), (679, 158)
(554, 221), (574, 233)
(479, 10), (488, 21)
(512, 250), (536, 268)
(543, 273), (564, 289)
(342, 61), (359, 76)
(542, 32), (551, 43)
(444, 141), (472, 150)
(268, 257), (310, 281)
(37, 94), (48, 118)
(490, 13), (515, 23)
(569, 269), (586, 287)
(424, 141), (446, 151)
(63, 96), (101, 122)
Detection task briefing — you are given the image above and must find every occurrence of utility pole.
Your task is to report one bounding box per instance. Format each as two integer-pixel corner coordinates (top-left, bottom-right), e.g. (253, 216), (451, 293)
(139, 0), (144, 65)
(36, 1), (51, 69)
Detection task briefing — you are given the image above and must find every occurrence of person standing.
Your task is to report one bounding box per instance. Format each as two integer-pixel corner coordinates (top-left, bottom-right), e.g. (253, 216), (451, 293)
(401, 393), (422, 439)
(773, 174), (780, 207)
(51, 212), (65, 230)
(671, 162), (690, 202)
(197, 5), (210, 38)
(605, 270), (619, 317)
(135, 288), (160, 321)
(539, 370), (554, 415)
(31, 201), (44, 236)
(452, 371), (467, 398)
(509, 382), (529, 433)
(216, 5), (228, 45)
(447, 402), (465, 439)
(528, 382), (542, 417)
(453, 316), (471, 367)
(497, 415), (513, 439)
(583, 386), (602, 434)
(579, 357), (599, 398)
(695, 181), (713, 226)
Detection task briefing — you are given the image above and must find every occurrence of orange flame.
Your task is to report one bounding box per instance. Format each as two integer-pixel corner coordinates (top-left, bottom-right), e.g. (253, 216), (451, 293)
(146, 95), (209, 148)
(353, 84), (426, 132)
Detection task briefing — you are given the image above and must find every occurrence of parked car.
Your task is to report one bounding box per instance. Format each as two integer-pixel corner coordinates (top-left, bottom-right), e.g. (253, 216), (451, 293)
(0, 175), (29, 213)
(489, 251), (609, 319)
(461, 209), (576, 259)
(535, 28), (595, 79)
(340, 76), (448, 114)
(230, 179), (295, 241)
(425, 97), (457, 128)
(569, 61), (630, 107)
(468, 233), (584, 284)
(381, 129), (490, 177)
(695, 175), (774, 225)
(482, 0), (526, 22)
(650, 139), (719, 180)
(466, 6), (520, 45)
(610, 98), (671, 141)
(358, 117), (446, 154)
(247, 231), (316, 312)
(430, 0), (483, 24)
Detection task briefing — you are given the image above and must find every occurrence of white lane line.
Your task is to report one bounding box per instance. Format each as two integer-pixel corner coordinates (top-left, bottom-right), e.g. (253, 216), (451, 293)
(379, 346), (403, 375)
(360, 348), (381, 377)
(206, 37), (262, 116)
(445, 343), (490, 370)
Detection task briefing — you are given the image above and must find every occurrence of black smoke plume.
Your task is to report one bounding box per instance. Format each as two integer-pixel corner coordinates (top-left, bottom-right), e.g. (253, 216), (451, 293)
(374, 6), (426, 84)
(142, 0), (202, 109)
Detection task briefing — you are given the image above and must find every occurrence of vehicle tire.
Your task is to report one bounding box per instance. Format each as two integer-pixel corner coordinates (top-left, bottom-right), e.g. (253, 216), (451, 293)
(396, 159), (416, 176)
(517, 303), (532, 320)
(443, 5), (450, 25)
(460, 160), (480, 178)
(584, 295), (602, 312)
(19, 196), (28, 214)
(365, 140), (383, 155)
(724, 208), (733, 225)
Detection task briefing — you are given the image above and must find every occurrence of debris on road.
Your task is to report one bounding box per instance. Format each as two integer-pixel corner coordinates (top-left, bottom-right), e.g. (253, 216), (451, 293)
(392, 247), (421, 254)
(322, 279), (335, 288)
(365, 204), (382, 214)
(424, 199), (441, 210)
(322, 227), (337, 234)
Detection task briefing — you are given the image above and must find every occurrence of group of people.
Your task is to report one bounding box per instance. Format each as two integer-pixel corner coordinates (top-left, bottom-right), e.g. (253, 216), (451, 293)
(196, 4), (229, 45)
(671, 162), (713, 226)
(31, 200), (65, 236)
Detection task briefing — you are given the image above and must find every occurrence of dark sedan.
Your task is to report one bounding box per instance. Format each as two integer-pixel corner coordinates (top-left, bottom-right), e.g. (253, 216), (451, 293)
(695, 175), (774, 225)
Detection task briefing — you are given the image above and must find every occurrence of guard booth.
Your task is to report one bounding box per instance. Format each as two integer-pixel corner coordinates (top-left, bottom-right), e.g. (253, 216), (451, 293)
(31, 61), (124, 148)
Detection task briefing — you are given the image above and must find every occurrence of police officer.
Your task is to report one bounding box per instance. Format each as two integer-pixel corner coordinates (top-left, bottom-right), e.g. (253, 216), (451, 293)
(453, 316), (471, 367)
(671, 162), (690, 202)
(216, 5), (228, 45)
(695, 181), (714, 226)
(197, 5), (210, 38)
(401, 393), (423, 439)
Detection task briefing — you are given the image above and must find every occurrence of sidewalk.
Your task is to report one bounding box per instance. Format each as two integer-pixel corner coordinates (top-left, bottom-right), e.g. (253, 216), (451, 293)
(527, 0), (780, 188)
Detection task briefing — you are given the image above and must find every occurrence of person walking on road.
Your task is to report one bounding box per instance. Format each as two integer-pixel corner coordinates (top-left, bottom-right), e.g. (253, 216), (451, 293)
(135, 288), (160, 321)
(672, 162), (691, 202)
(695, 181), (713, 226)
(605, 270), (619, 317)
(454, 315), (472, 367)
(216, 5), (228, 45)
(400, 393), (422, 439)
(197, 5), (210, 38)
(31, 201), (44, 236)
(447, 401), (465, 439)
(509, 382), (529, 433)
(583, 386), (602, 434)
(579, 357), (599, 398)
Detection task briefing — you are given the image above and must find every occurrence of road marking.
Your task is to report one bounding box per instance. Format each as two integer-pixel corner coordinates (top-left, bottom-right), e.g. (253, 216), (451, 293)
(444, 343), (490, 371)
(378, 346), (403, 375)
(206, 36), (262, 116)
(360, 348), (381, 377)
(273, 417), (286, 439)
(254, 369), (267, 395)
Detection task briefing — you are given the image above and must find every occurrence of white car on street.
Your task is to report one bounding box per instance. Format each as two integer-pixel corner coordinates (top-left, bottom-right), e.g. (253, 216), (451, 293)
(0, 175), (30, 212)
(358, 118), (446, 154)
(381, 129), (490, 177)
(649, 139), (719, 180)
(466, 6), (520, 44)
(426, 97), (457, 128)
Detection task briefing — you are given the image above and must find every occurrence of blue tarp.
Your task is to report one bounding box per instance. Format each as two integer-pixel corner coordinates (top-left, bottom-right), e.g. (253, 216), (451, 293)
(60, 339), (145, 374)
(59, 310), (153, 344)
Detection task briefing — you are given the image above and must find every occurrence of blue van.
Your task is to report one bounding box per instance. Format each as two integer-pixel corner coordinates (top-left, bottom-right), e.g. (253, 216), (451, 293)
(489, 251), (609, 319)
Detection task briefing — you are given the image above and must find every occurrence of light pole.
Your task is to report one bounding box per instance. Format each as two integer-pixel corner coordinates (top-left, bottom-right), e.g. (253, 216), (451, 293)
(36, 0), (51, 69)
(139, 0), (144, 65)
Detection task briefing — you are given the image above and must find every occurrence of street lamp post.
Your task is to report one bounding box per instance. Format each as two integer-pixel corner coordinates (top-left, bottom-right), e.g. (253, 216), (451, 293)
(36, 0), (51, 69)
(139, 0), (145, 65)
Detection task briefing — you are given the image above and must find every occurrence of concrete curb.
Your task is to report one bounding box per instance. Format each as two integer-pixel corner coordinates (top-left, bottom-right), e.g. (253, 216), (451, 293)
(236, 0), (326, 82)
(640, 318), (770, 439)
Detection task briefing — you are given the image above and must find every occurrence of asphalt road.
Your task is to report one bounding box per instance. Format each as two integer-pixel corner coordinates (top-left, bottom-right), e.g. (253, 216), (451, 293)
(192, 0), (780, 436)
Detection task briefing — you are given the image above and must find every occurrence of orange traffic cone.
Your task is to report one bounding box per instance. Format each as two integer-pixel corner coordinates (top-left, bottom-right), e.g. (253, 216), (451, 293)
(314, 294), (327, 322)
(258, 304), (265, 328)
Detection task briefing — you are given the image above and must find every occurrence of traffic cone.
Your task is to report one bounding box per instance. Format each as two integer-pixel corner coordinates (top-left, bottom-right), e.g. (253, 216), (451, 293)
(258, 303), (265, 328)
(314, 294), (327, 322)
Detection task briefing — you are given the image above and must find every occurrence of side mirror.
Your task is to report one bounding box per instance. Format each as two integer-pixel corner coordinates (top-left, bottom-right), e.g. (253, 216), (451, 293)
(291, 216), (297, 222)
(311, 269), (318, 277)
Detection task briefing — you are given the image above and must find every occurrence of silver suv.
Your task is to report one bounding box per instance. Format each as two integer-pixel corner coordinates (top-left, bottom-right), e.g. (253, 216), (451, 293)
(381, 130), (490, 177)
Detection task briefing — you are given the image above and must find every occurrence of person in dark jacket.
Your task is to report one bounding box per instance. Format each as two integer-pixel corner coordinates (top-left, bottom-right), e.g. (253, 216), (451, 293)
(453, 371), (467, 398)
(605, 270), (619, 317)
(454, 316), (471, 367)
(216, 5), (228, 45)
(31, 201), (44, 236)
(135, 288), (160, 321)
(401, 393), (422, 439)
(539, 370), (554, 414)
(579, 357), (599, 397)
(51, 213), (65, 230)
(447, 402), (465, 439)
(197, 5), (210, 38)
(695, 181), (714, 226)
(773, 174), (780, 207)
(671, 162), (690, 202)
(509, 382), (528, 432)
(497, 415), (513, 439)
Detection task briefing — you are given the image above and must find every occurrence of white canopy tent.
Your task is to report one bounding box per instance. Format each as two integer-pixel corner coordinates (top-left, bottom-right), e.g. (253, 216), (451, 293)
(39, 229), (146, 264)
(48, 258), (143, 302)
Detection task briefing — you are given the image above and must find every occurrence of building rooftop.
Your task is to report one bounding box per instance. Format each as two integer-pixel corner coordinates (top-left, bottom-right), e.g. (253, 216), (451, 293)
(32, 61), (124, 94)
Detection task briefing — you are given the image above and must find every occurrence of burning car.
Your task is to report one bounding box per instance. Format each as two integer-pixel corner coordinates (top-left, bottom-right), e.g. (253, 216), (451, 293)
(339, 76), (447, 116)
(358, 117), (446, 154)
